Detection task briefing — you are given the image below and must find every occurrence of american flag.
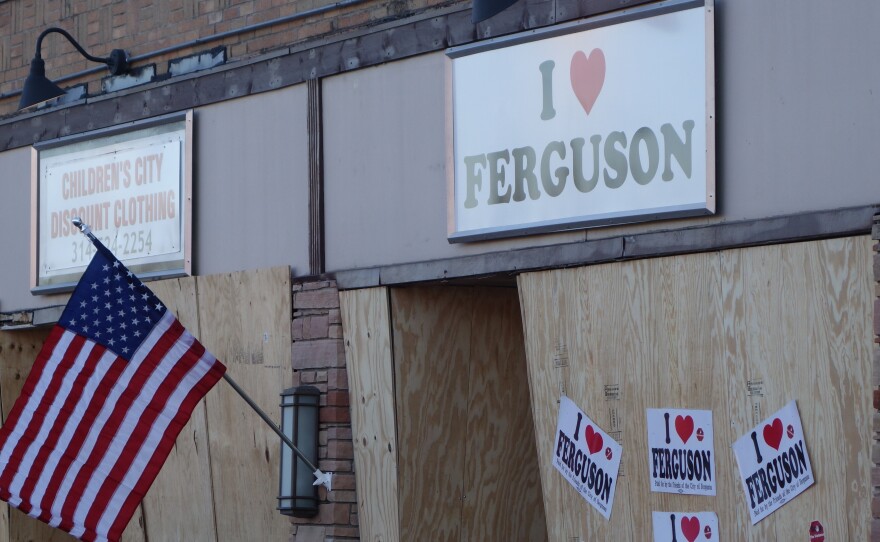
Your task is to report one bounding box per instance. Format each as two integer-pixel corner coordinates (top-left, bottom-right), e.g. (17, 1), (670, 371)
(0, 237), (226, 542)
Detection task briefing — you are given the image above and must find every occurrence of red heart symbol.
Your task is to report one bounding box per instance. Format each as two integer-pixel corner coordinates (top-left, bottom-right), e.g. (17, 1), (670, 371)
(585, 424), (604, 455)
(763, 418), (783, 450)
(675, 415), (694, 444)
(569, 48), (605, 116)
(680, 516), (701, 542)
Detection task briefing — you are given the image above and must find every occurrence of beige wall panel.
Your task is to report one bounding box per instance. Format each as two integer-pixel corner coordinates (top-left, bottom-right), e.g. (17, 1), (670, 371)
(518, 237), (871, 541)
(340, 288), (400, 542)
(196, 267), (293, 542)
(0, 147), (69, 313)
(144, 277), (218, 542)
(194, 86), (311, 278)
(461, 288), (547, 542)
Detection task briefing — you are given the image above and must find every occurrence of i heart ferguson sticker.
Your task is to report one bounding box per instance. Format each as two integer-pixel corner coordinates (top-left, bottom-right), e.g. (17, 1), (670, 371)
(732, 400), (814, 524)
(651, 511), (718, 542)
(553, 396), (622, 520)
(569, 48), (605, 116)
(646, 408), (716, 496)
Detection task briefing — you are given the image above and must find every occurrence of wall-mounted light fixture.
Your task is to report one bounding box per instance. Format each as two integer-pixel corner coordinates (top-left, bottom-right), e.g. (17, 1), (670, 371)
(278, 386), (321, 517)
(19, 27), (130, 110)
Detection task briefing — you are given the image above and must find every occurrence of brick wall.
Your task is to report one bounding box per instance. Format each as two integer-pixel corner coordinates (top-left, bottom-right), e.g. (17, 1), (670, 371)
(0, 0), (460, 116)
(290, 278), (359, 541)
(874, 215), (880, 541)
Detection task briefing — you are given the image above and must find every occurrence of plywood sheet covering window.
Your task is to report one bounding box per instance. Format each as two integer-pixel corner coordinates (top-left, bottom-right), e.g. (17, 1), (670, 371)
(0, 265), (293, 542)
(517, 237), (872, 540)
(340, 287), (400, 542)
(390, 286), (547, 542)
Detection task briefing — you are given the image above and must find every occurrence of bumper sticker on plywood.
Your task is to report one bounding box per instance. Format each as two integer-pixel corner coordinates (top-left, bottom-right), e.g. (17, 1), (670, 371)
(553, 396), (622, 519)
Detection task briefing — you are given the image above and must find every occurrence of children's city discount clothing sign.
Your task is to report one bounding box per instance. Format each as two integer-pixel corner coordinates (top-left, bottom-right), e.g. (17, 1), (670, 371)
(447, 1), (714, 241)
(732, 401), (814, 524)
(646, 408), (716, 496)
(553, 396), (622, 519)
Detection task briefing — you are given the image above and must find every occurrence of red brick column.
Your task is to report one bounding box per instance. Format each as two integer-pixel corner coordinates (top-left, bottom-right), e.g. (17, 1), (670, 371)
(289, 279), (359, 541)
(873, 216), (880, 541)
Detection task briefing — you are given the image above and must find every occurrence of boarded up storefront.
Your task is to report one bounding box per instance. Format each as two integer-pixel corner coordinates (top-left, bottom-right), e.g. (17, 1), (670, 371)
(342, 236), (872, 540)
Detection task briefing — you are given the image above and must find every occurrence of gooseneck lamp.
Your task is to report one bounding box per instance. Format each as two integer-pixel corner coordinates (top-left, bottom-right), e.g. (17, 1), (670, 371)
(19, 27), (129, 110)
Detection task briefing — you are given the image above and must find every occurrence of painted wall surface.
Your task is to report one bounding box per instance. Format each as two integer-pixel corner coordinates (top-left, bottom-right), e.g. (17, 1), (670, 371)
(323, 0), (880, 269)
(193, 85), (310, 277)
(0, 85), (310, 313)
(0, 147), (69, 312)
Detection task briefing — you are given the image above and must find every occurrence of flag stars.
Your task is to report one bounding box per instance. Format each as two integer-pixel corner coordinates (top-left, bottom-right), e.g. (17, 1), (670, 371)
(91, 282), (98, 290)
(105, 302), (112, 310)
(102, 264), (109, 272)
(80, 300), (87, 309)
(103, 276), (111, 284)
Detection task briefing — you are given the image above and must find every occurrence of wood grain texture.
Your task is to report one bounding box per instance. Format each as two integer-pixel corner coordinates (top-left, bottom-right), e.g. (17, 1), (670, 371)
(389, 286), (547, 542)
(340, 287), (400, 542)
(518, 237), (872, 541)
(196, 266), (293, 542)
(391, 287), (469, 542)
(721, 238), (873, 540)
(461, 287), (547, 542)
(143, 276), (219, 542)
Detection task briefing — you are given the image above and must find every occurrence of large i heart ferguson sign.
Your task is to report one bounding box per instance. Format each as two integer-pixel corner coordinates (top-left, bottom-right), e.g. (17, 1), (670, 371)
(447, 0), (715, 242)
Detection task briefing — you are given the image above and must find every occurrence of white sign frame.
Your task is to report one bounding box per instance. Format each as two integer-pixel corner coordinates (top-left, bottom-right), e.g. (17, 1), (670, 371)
(446, 0), (715, 242)
(31, 111), (193, 293)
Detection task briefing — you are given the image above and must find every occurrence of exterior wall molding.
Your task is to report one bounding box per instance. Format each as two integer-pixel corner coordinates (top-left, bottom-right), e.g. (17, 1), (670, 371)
(335, 205), (880, 289)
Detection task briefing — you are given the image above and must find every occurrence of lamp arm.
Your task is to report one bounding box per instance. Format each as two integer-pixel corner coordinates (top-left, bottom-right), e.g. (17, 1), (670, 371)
(34, 27), (129, 75)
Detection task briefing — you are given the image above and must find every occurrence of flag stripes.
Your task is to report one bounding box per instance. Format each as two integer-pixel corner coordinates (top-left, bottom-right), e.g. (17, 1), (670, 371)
(0, 311), (224, 542)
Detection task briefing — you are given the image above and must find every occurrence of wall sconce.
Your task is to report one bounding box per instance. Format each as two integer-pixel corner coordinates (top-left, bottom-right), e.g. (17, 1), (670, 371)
(278, 386), (321, 517)
(19, 27), (129, 110)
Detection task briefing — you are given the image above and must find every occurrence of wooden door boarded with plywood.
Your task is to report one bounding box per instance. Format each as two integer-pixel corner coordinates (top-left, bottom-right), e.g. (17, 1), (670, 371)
(518, 237), (872, 540)
(342, 285), (547, 542)
(0, 265), (292, 542)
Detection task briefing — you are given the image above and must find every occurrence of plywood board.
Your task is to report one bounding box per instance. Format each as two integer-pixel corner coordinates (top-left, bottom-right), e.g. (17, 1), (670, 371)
(461, 287), (547, 542)
(389, 286), (547, 542)
(720, 238), (872, 540)
(390, 287), (470, 542)
(518, 237), (872, 541)
(196, 267), (293, 542)
(340, 287), (400, 542)
(143, 276), (219, 542)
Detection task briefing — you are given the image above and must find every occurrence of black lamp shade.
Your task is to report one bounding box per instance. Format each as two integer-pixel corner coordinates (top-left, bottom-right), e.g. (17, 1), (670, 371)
(19, 57), (66, 110)
(472, 0), (518, 23)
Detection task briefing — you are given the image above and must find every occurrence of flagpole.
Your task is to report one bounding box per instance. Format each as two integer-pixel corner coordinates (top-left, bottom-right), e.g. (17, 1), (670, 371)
(220, 372), (318, 471)
(71, 218), (332, 491)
